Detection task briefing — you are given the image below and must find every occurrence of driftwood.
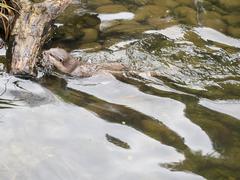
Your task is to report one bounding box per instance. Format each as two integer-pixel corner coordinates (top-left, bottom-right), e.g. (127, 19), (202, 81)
(8, 0), (72, 76)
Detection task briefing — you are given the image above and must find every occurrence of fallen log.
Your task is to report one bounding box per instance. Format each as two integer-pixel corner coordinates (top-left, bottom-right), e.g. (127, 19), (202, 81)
(8, 0), (72, 76)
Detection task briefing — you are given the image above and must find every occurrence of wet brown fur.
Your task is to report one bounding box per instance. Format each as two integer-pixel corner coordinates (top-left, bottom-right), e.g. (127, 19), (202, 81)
(42, 48), (126, 77)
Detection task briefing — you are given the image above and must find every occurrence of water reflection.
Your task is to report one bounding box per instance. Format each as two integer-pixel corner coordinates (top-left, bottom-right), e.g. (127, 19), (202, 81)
(118, 75), (240, 153)
(65, 73), (214, 154)
(199, 99), (240, 120)
(116, 75), (240, 179)
(0, 76), (56, 107)
(40, 75), (188, 152)
(0, 0), (240, 179)
(0, 76), (206, 180)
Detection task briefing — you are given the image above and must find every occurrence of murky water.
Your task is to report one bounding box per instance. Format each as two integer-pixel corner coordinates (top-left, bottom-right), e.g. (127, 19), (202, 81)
(1, 0), (240, 179)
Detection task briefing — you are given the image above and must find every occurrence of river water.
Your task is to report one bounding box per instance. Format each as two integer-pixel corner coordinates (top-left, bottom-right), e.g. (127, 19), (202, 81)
(0, 0), (240, 179)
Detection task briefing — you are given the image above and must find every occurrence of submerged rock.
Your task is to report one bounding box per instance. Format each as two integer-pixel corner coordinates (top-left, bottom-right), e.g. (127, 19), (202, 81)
(134, 5), (169, 21)
(201, 11), (226, 32)
(174, 6), (197, 25)
(96, 4), (128, 13)
(152, 0), (178, 8)
(120, 0), (150, 6)
(219, 0), (240, 10)
(223, 15), (240, 25)
(103, 20), (152, 34)
(227, 26), (240, 38)
(147, 17), (178, 29)
(89, 0), (113, 7)
(81, 28), (99, 43)
(177, 0), (195, 7)
(79, 42), (102, 52)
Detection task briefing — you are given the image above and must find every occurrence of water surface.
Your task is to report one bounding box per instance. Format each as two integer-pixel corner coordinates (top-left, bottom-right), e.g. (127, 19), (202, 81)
(1, 0), (240, 179)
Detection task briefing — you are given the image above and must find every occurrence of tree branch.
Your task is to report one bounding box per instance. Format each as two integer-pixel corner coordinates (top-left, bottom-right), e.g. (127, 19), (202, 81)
(8, 0), (72, 76)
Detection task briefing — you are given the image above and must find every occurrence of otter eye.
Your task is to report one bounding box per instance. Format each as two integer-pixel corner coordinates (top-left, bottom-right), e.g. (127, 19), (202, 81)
(49, 53), (63, 63)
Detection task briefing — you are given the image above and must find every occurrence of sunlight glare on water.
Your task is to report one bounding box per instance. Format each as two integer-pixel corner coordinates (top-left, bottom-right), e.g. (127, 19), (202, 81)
(67, 73), (215, 155)
(1, 0), (240, 179)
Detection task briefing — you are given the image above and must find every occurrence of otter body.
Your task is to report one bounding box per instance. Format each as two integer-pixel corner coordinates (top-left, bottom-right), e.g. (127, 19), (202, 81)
(42, 48), (126, 77)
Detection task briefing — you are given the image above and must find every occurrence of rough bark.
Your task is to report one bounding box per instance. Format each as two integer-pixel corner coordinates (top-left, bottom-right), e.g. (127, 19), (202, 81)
(8, 0), (72, 76)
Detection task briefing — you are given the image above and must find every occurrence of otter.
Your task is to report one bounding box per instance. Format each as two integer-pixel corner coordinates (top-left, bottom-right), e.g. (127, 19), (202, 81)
(42, 48), (126, 77)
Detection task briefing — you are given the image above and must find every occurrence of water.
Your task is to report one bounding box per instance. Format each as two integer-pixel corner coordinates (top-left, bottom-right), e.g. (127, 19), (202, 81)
(1, 0), (240, 179)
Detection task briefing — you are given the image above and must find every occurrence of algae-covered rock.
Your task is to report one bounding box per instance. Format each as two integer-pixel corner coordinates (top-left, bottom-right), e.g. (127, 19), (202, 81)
(88, 0), (113, 7)
(80, 14), (101, 27)
(177, 0), (194, 7)
(79, 42), (102, 52)
(80, 28), (99, 43)
(201, 11), (226, 32)
(134, 5), (169, 22)
(103, 38), (122, 48)
(147, 17), (178, 29)
(202, 19), (226, 33)
(96, 4), (128, 13)
(219, 0), (240, 10)
(54, 25), (84, 41)
(227, 26), (240, 38)
(152, 0), (178, 8)
(184, 31), (208, 48)
(174, 6), (197, 25)
(104, 20), (152, 34)
(100, 20), (121, 32)
(117, 0), (150, 6)
(223, 15), (240, 25)
(54, 14), (100, 43)
(56, 4), (82, 22)
(203, 11), (222, 19)
(201, 0), (228, 15)
(174, 6), (196, 18)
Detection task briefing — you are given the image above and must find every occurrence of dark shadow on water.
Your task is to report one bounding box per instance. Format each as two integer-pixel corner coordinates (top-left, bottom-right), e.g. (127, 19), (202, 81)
(40, 75), (188, 153)
(40, 74), (240, 179)
(0, 98), (17, 109)
(115, 75), (240, 180)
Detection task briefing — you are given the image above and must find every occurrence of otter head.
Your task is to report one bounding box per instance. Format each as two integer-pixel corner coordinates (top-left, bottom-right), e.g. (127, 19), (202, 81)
(42, 48), (80, 74)
(41, 48), (71, 73)
(42, 48), (70, 64)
